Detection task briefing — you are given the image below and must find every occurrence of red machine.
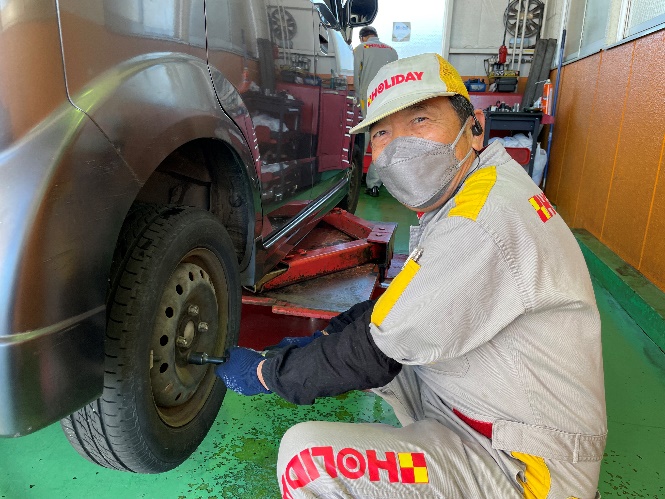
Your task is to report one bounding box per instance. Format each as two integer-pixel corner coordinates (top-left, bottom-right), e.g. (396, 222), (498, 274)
(242, 207), (397, 320)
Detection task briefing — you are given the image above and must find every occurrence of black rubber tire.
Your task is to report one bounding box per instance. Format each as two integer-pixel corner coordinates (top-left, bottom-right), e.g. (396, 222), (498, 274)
(336, 145), (363, 214)
(61, 205), (240, 473)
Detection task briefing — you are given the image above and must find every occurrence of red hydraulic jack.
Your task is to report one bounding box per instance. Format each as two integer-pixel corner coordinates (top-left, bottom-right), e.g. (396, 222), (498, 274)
(242, 208), (397, 321)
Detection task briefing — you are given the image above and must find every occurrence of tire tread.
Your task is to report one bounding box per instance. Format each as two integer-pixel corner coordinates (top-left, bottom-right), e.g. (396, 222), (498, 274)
(61, 204), (239, 473)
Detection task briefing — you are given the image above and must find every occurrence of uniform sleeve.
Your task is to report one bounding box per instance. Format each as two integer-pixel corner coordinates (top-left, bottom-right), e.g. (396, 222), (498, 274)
(370, 218), (526, 365)
(262, 307), (402, 405)
(325, 299), (375, 334)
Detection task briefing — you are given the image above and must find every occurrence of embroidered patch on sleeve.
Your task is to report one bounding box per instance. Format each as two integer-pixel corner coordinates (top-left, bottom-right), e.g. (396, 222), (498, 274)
(529, 193), (557, 222)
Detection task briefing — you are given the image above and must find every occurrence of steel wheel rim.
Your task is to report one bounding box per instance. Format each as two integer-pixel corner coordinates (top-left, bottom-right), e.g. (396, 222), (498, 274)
(150, 248), (229, 427)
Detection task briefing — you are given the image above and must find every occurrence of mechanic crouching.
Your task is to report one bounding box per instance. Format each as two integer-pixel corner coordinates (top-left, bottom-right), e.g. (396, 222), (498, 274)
(216, 53), (607, 499)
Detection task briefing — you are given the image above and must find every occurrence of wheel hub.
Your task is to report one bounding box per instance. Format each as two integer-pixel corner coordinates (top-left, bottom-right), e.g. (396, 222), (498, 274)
(151, 262), (218, 410)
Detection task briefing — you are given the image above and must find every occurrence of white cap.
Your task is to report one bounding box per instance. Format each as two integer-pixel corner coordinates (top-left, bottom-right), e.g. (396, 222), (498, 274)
(350, 53), (470, 134)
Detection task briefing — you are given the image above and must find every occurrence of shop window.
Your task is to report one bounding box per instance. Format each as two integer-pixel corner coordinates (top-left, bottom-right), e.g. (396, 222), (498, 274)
(563, 0), (664, 63)
(625, 0), (665, 37)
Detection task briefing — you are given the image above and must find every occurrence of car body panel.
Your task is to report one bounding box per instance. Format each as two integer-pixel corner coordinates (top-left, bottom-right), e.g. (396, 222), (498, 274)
(0, 100), (131, 435)
(0, 0), (68, 148)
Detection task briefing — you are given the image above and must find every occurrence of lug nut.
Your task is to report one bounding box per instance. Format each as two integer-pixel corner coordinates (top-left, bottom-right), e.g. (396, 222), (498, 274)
(188, 305), (200, 316)
(176, 336), (189, 347)
(198, 322), (209, 333)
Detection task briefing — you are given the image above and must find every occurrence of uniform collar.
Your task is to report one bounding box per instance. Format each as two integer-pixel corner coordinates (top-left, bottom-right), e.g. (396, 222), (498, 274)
(479, 140), (514, 166)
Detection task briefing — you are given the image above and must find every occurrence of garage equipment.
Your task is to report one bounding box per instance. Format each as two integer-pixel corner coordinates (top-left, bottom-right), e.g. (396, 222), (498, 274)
(485, 0), (548, 94)
(184, 209), (397, 361)
(521, 38), (557, 110)
(483, 110), (542, 176)
(243, 207), (397, 320)
(465, 79), (487, 92)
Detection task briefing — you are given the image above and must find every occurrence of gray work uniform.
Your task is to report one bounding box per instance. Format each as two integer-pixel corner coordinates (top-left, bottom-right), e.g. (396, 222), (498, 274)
(277, 142), (607, 498)
(353, 36), (398, 189)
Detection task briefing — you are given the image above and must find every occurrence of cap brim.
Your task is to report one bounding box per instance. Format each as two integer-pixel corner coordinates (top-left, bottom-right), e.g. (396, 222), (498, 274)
(350, 90), (456, 135)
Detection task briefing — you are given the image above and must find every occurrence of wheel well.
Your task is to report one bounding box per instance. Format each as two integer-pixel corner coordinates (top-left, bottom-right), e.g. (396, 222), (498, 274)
(135, 139), (254, 265)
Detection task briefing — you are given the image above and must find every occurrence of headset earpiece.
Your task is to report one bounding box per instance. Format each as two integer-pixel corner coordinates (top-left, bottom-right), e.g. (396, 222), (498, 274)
(471, 117), (483, 136)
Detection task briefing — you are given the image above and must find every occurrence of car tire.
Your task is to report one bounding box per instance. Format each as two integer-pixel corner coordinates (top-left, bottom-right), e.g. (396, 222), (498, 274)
(336, 144), (363, 214)
(61, 204), (240, 473)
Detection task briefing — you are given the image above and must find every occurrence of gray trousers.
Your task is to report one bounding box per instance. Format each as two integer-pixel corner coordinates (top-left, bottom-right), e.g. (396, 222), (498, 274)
(363, 132), (381, 189)
(276, 366), (602, 498)
(277, 419), (524, 498)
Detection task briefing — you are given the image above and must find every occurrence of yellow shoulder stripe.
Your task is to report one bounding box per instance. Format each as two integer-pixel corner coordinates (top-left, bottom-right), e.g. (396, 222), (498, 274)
(371, 259), (420, 327)
(511, 452), (551, 499)
(448, 166), (497, 221)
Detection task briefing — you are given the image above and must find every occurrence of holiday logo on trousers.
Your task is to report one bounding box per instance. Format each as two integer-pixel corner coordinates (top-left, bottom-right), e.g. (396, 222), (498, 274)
(281, 446), (429, 498)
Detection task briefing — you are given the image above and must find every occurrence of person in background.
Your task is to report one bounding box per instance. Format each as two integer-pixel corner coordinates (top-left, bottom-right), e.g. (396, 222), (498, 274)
(353, 26), (397, 197)
(216, 53), (607, 499)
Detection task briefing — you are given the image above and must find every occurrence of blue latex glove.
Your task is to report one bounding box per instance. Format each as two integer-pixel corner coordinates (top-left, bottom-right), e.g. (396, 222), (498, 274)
(265, 330), (325, 350)
(215, 347), (271, 396)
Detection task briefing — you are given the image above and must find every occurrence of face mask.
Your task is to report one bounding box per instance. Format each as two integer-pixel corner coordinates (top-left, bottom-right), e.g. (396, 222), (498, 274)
(374, 120), (474, 210)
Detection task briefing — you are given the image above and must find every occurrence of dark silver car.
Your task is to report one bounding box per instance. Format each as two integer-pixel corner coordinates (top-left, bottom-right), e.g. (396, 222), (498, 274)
(0, 0), (377, 473)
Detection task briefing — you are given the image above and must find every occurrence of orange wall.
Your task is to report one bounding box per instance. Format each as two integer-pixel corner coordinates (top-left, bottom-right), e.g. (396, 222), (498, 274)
(545, 29), (665, 292)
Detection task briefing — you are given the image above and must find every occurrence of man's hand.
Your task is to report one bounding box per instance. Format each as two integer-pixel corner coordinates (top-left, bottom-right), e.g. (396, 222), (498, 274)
(215, 347), (271, 396)
(264, 330), (325, 351)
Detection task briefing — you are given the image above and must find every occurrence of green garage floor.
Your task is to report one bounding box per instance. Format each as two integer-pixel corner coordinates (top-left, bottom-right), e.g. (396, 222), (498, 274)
(1, 187), (664, 498)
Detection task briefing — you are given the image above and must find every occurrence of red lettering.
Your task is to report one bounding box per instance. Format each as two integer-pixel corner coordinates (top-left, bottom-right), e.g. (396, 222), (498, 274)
(281, 446), (422, 491)
(284, 454), (312, 489)
(311, 446), (338, 478)
(337, 448), (366, 479)
(281, 474), (295, 499)
(367, 450), (399, 482)
(300, 449), (320, 481)
(367, 70), (426, 106)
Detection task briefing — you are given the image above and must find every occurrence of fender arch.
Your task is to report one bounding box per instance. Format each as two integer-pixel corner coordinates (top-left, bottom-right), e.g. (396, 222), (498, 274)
(69, 52), (262, 271)
(69, 53), (259, 186)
